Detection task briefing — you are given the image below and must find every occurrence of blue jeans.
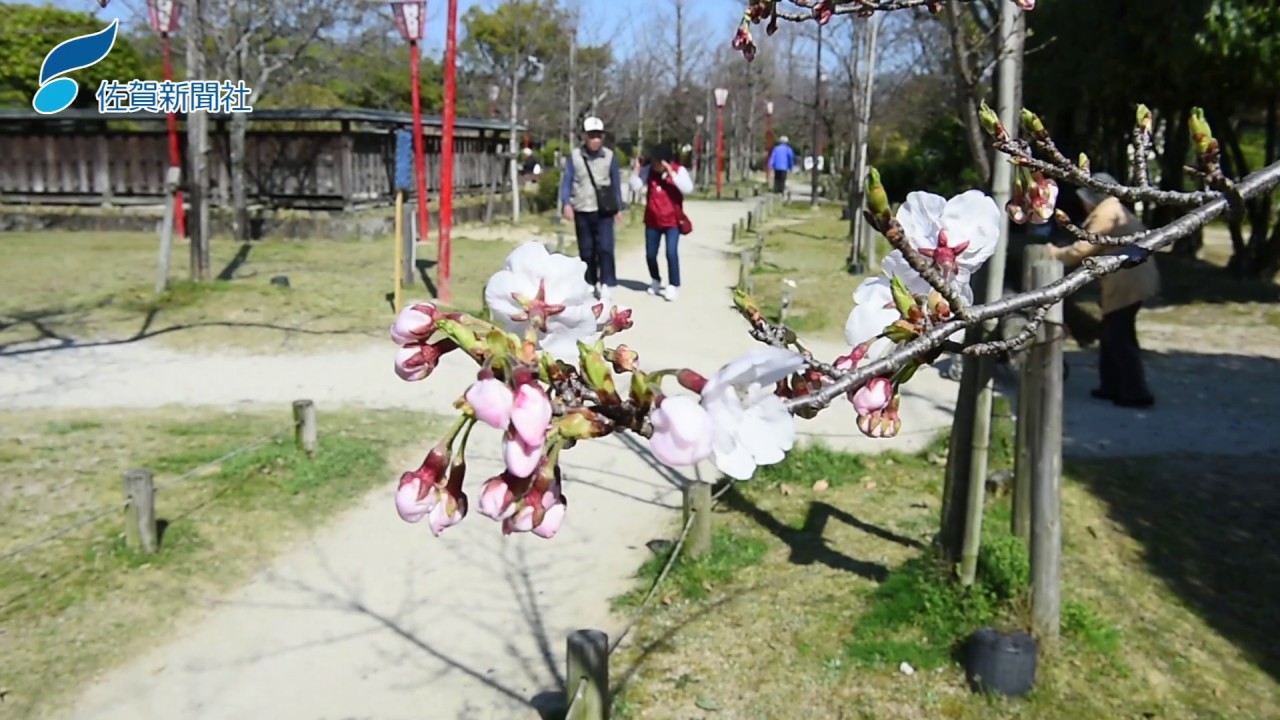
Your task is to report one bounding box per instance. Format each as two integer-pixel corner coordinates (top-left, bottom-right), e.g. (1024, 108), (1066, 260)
(574, 211), (617, 287)
(645, 226), (681, 287)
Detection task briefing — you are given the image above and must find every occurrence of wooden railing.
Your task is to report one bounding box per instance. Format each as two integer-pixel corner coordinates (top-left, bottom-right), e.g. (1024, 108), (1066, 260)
(0, 129), (508, 210)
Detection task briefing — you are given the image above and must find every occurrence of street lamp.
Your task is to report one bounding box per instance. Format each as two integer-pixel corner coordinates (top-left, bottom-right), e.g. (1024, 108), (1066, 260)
(438, 0), (460, 303)
(390, 0), (430, 268)
(714, 87), (728, 198)
(694, 113), (704, 189)
(146, 0), (184, 238)
(765, 101), (774, 160)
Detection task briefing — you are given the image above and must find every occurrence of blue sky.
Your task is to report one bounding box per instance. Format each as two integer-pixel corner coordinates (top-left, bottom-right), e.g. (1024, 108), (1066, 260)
(36, 0), (760, 61)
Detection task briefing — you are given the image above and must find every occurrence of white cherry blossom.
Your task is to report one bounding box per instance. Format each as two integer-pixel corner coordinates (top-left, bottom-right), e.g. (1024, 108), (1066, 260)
(484, 241), (599, 362)
(700, 347), (807, 481)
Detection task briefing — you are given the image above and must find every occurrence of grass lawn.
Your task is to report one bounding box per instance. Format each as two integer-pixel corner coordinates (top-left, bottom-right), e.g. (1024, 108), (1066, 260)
(737, 202), (893, 342)
(0, 210), (644, 355)
(608, 412), (1280, 719)
(0, 406), (436, 719)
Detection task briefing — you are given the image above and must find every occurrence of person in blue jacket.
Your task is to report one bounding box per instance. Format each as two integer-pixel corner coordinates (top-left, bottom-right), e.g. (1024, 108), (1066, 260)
(560, 116), (625, 305)
(768, 136), (796, 194)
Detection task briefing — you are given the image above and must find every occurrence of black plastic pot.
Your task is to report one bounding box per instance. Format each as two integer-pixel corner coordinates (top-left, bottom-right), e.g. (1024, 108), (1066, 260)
(964, 627), (1038, 698)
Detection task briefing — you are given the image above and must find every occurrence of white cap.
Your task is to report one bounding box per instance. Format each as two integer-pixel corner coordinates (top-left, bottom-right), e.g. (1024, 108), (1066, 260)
(779, 135), (789, 144)
(583, 116), (604, 133)
(521, 147), (532, 155)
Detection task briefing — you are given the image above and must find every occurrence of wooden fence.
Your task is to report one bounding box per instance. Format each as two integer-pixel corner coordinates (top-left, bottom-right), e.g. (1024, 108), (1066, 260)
(0, 109), (516, 210)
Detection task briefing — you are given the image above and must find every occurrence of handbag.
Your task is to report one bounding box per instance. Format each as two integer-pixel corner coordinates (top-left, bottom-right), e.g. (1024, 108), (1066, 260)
(581, 151), (619, 217)
(678, 208), (693, 235)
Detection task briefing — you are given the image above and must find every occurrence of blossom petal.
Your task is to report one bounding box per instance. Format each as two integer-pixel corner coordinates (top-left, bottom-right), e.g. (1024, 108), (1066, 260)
(941, 190), (1002, 271)
(896, 191), (946, 249)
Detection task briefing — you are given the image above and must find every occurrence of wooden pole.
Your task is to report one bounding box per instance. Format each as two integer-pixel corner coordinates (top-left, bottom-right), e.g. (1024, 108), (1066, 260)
(1012, 245), (1051, 541)
(753, 233), (765, 269)
(682, 482), (713, 559)
(293, 399), (318, 458)
(565, 629), (609, 720)
(737, 250), (754, 294)
(1030, 256), (1065, 640)
(155, 166), (181, 294)
(402, 200), (417, 288)
(779, 279), (795, 324)
(393, 191), (405, 314)
(123, 469), (158, 554)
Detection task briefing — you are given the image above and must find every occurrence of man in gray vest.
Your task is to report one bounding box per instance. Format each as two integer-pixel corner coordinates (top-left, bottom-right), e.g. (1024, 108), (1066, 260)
(560, 116), (624, 306)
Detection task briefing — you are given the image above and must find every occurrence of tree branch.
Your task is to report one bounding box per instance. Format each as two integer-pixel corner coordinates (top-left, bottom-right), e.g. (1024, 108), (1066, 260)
(786, 159), (1280, 410)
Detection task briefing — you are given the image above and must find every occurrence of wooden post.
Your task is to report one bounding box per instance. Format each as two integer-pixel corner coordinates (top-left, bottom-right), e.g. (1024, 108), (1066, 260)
(565, 629), (609, 720)
(402, 200), (417, 287)
(155, 166), (181, 294)
(682, 482), (713, 559)
(293, 399), (318, 458)
(747, 210), (755, 231)
(556, 230), (566, 253)
(1030, 256), (1065, 640)
(737, 250), (754, 294)
(1012, 246), (1051, 541)
(123, 469), (158, 554)
(753, 233), (765, 269)
(779, 279), (795, 323)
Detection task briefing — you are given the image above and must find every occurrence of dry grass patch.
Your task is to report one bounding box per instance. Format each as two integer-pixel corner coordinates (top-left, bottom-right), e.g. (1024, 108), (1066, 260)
(0, 210), (630, 355)
(610, 421), (1280, 719)
(0, 406), (434, 719)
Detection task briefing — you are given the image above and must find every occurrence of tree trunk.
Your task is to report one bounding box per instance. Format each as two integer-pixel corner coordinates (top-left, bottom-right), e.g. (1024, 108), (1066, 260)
(945, 0), (993, 185)
(229, 112), (250, 241)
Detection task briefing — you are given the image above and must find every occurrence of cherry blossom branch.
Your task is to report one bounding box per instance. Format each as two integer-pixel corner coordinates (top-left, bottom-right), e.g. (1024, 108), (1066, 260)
(786, 159), (1280, 410)
(963, 304), (1048, 356)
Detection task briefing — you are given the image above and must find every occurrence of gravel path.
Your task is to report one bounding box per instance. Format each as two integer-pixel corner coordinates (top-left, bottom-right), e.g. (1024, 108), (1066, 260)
(4, 200), (959, 720)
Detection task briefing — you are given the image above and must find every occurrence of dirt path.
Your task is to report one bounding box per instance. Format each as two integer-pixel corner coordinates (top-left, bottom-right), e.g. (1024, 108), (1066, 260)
(0, 200), (960, 720)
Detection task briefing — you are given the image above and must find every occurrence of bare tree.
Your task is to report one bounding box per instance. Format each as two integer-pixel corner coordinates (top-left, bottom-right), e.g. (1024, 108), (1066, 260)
(200, 0), (380, 240)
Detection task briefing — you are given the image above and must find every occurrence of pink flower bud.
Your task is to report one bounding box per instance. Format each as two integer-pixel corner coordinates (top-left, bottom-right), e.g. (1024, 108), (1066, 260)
(394, 339), (456, 382)
(503, 505), (537, 535)
(510, 382), (553, 447)
(390, 302), (440, 346)
(478, 475), (518, 520)
(850, 377), (893, 417)
(676, 368), (708, 394)
(533, 500), (566, 539)
(466, 378), (515, 429)
(648, 395), (715, 467)
(394, 448), (449, 523)
(503, 431), (543, 478)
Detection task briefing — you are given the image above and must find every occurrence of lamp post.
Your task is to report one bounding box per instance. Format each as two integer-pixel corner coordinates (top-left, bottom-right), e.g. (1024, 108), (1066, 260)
(765, 101), (774, 161)
(391, 0), (430, 262)
(438, 0), (459, 303)
(694, 113), (704, 190)
(714, 87), (728, 198)
(147, 0), (183, 238)
(810, 24), (824, 209)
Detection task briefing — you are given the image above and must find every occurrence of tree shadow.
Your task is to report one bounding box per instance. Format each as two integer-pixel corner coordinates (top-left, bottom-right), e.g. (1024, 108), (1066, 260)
(717, 484), (923, 582)
(215, 242), (254, 281)
(1070, 451), (1280, 682)
(0, 304), (371, 358)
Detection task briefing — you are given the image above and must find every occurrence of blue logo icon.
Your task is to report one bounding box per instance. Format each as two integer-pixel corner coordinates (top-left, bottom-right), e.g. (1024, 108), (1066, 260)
(32, 20), (120, 115)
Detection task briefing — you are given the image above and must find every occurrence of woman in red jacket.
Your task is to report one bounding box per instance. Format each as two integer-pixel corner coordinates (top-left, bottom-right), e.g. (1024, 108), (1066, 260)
(629, 145), (695, 302)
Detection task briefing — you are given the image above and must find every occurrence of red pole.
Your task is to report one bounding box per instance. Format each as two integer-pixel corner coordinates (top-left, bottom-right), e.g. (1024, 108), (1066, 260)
(438, 0), (458, 304)
(715, 107), (725, 197)
(410, 40), (431, 253)
(161, 34), (185, 238)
